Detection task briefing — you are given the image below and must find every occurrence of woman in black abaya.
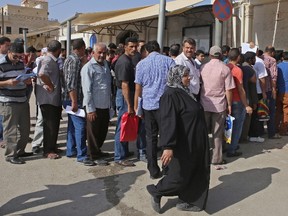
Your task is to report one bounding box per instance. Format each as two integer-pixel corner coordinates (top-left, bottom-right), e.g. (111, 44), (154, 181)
(146, 65), (210, 213)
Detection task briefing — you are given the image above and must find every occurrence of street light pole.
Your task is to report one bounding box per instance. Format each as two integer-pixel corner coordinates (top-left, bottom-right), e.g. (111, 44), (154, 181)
(157, 0), (166, 51)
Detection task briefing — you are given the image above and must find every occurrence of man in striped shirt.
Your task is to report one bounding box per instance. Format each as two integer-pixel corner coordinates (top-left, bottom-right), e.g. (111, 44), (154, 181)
(0, 43), (32, 164)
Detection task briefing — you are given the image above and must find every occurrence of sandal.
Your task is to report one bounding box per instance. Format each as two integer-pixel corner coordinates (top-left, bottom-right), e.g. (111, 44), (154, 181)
(211, 159), (227, 165)
(44, 153), (61, 159)
(115, 160), (135, 167)
(0, 141), (6, 148)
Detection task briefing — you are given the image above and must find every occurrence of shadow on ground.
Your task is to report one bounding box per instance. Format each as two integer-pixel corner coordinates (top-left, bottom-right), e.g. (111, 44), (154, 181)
(0, 168), (146, 216)
(159, 167), (279, 214)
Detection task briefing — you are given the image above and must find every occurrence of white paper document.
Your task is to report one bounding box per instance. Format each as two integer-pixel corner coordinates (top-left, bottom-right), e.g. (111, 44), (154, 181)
(65, 105), (86, 118)
(15, 73), (36, 82)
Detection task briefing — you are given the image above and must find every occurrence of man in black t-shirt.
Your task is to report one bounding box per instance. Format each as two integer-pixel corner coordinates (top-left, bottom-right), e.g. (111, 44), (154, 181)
(114, 37), (145, 166)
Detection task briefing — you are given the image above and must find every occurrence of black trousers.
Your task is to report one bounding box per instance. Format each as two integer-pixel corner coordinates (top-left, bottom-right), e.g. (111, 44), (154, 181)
(86, 108), (109, 159)
(143, 109), (161, 177)
(40, 104), (62, 154)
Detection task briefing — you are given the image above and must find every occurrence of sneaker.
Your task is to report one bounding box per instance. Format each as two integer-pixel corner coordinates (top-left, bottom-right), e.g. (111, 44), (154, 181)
(83, 158), (96, 166)
(258, 115), (270, 121)
(94, 159), (109, 166)
(249, 136), (265, 143)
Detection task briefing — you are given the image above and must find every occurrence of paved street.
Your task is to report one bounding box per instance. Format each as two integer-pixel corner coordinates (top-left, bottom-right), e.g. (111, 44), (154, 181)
(1, 95), (288, 216)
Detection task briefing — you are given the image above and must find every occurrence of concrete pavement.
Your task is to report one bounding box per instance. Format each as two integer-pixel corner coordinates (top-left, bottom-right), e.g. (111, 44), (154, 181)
(1, 96), (288, 215)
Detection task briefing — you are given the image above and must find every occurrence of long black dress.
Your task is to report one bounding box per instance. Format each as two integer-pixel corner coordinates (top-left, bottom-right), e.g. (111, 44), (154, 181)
(154, 87), (210, 209)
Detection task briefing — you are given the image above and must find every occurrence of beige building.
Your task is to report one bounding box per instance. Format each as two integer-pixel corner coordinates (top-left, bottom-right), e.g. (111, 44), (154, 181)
(221, 0), (288, 50)
(0, 0), (59, 49)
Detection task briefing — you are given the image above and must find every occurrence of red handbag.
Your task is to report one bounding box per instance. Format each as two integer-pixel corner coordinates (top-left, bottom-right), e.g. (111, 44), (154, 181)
(120, 112), (139, 142)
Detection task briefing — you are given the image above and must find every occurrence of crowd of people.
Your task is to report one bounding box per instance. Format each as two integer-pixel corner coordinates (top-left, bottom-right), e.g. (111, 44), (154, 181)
(0, 35), (287, 213)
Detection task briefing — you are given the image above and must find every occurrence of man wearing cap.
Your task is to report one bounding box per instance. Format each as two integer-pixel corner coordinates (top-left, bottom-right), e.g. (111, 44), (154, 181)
(200, 45), (235, 166)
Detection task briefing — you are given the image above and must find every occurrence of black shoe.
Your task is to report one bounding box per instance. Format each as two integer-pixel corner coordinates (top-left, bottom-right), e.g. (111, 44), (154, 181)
(226, 151), (242, 157)
(32, 146), (41, 154)
(146, 184), (161, 213)
(83, 158), (96, 166)
(18, 152), (33, 157)
(150, 171), (163, 180)
(176, 201), (202, 212)
(6, 157), (25, 164)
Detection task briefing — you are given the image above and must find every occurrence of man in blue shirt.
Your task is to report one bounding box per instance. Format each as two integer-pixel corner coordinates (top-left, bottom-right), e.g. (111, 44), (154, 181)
(276, 51), (288, 135)
(135, 40), (175, 179)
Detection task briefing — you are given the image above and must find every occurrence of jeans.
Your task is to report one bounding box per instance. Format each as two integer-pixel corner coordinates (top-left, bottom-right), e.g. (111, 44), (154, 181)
(228, 101), (246, 154)
(31, 106), (43, 147)
(63, 101), (87, 161)
(267, 91), (276, 137)
(137, 119), (146, 158)
(114, 88), (146, 161)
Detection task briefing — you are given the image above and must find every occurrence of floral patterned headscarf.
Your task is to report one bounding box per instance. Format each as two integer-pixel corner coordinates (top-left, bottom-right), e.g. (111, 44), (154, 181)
(167, 64), (190, 94)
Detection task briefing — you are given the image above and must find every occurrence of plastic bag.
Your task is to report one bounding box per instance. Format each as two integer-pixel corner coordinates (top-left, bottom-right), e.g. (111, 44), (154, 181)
(120, 112), (139, 142)
(224, 115), (235, 144)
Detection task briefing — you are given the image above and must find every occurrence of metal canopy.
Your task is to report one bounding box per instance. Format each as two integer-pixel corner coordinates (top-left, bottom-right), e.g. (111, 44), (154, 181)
(78, 0), (203, 34)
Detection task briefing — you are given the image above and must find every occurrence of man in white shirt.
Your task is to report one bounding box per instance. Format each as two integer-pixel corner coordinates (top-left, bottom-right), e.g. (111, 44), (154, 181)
(175, 38), (200, 96)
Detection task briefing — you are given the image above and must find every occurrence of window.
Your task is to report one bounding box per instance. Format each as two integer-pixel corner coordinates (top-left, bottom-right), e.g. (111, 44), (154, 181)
(6, 26), (11, 34)
(19, 28), (28, 34)
(183, 25), (212, 54)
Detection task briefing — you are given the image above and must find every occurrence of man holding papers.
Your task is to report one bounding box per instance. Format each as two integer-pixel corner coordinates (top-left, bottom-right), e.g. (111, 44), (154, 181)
(0, 42), (32, 164)
(62, 39), (91, 165)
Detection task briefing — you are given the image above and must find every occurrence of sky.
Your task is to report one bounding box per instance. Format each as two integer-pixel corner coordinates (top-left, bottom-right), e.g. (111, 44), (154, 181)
(0, 0), (211, 22)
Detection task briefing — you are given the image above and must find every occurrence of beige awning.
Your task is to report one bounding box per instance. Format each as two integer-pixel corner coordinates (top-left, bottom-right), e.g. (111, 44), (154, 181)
(79, 0), (203, 32)
(72, 6), (151, 25)
(27, 25), (60, 37)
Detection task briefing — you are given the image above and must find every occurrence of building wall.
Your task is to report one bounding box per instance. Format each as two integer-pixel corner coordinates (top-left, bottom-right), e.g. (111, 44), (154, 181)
(0, 0), (58, 48)
(252, 0), (288, 50)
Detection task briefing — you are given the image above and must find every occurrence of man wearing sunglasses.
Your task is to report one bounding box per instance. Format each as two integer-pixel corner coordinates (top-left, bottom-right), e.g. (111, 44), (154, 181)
(0, 42), (32, 164)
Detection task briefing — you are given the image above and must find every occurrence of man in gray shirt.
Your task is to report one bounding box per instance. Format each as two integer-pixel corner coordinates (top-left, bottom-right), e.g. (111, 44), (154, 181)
(81, 42), (111, 166)
(36, 40), (62, 160)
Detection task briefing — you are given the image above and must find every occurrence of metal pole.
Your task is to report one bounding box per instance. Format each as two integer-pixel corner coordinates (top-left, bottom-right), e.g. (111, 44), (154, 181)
(157, 0), (166, 51)
(23, 29), (27, 52)
(1, 8), (4, 36)
(66, 20), (71, 56)
(215, 19), (222, 46)
(272, 0), (281, 47)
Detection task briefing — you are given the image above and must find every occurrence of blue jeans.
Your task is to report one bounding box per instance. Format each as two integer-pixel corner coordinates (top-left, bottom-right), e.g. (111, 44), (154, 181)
(63, 101), (87, 162)
(114, 89), (146, 161)
(228, 101), (246, 154)
(137, 119), (147, 158)
(267, 91), (276, 137)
